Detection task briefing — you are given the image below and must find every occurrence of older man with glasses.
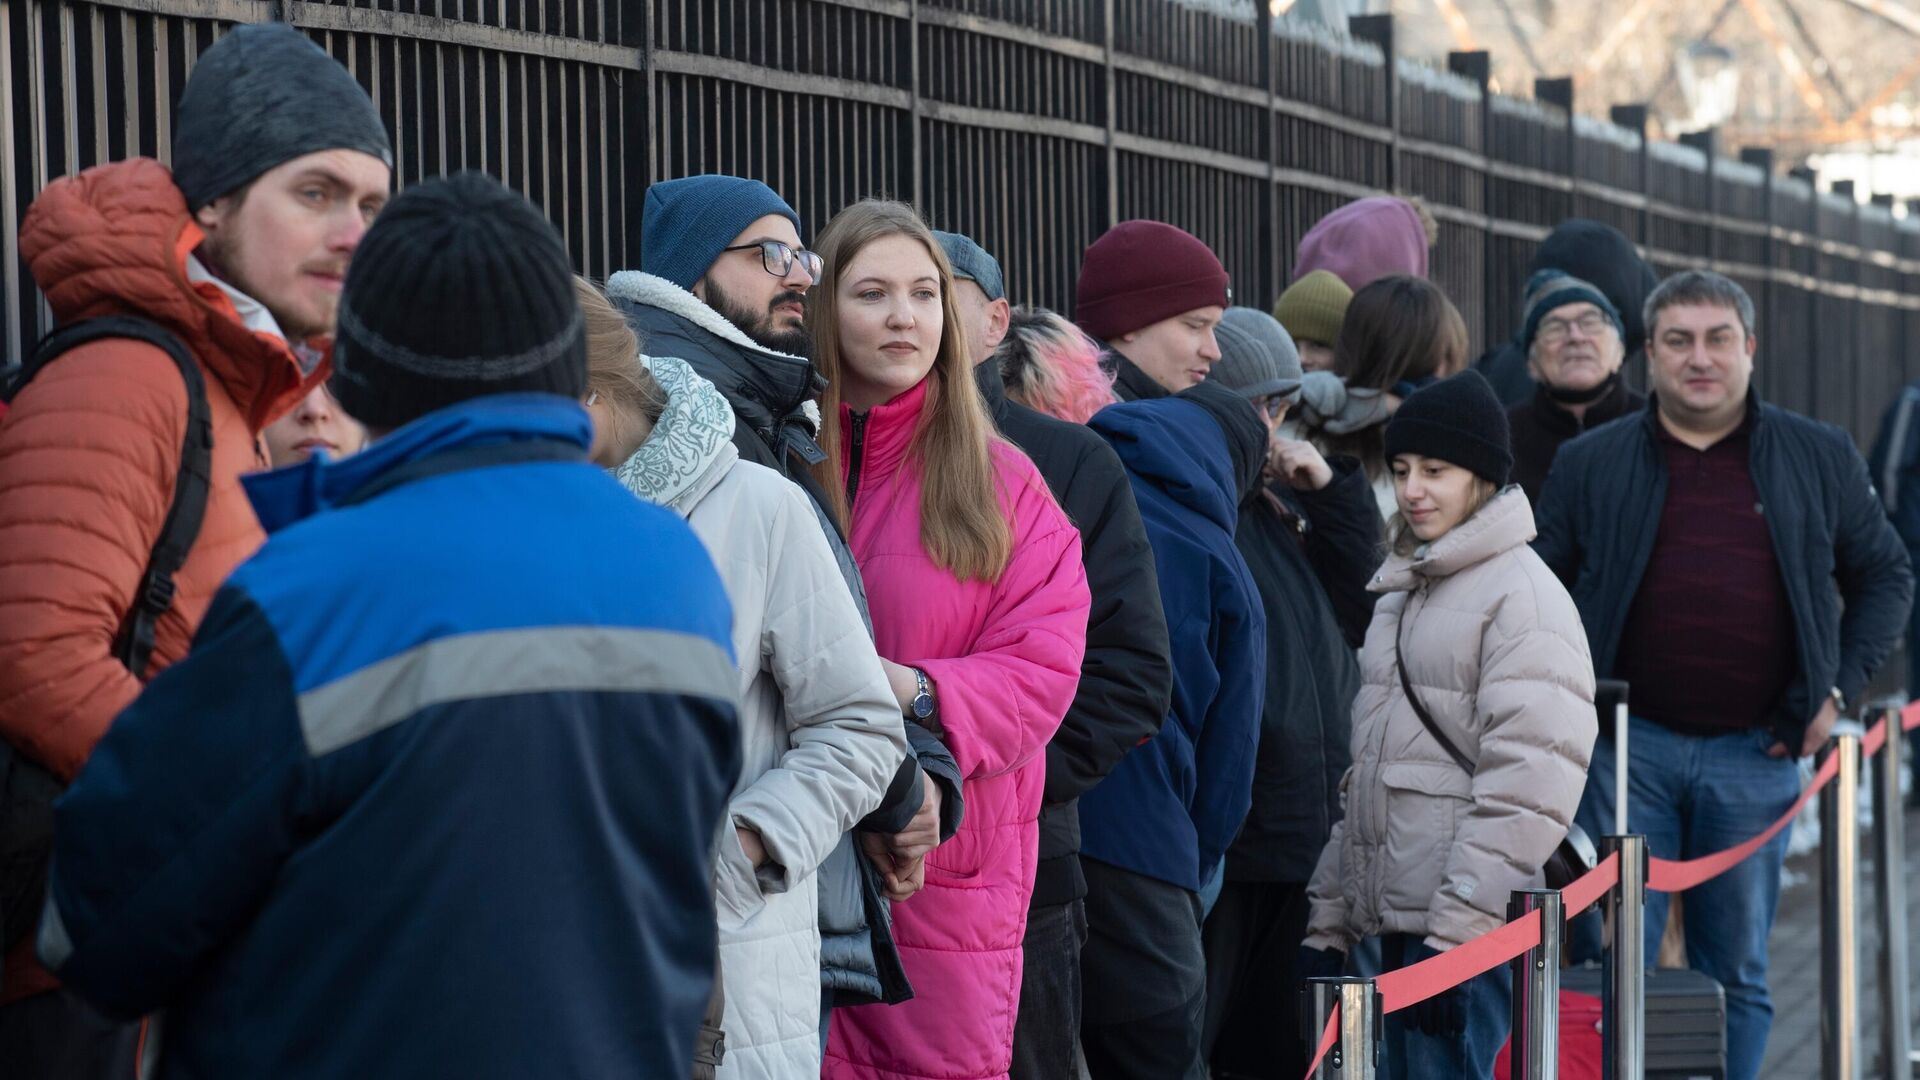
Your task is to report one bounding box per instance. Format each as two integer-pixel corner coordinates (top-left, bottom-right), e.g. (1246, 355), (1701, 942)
(1505, 270), (1646, 502)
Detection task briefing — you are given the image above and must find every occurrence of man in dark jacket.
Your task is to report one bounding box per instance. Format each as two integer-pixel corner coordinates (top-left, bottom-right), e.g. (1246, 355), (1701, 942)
(1476, 218), (1660, 407)
(1079, 381), (1268, 1080)
(38, 174), (743, 1079)
(1197, 308), (1380, 1079)
(1074, 220), (1231, 401)
(1535, 270), (1913, 1080)
(609, 175), (960, 1013)
(938, 230), (1173, 1080)
(1506, 270), (1646, 502)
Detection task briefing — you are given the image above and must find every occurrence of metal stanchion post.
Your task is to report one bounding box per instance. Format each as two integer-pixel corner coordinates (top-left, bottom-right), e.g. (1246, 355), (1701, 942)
(1598, 680), (1631, 835)
(1602, 834), (1646, 1080)
(1509, 889), (1563, 1080)
(1822, 725), (1863, 1080)
(1304, 977), (1380, 1079)
(1871, 702), (1914, 1080)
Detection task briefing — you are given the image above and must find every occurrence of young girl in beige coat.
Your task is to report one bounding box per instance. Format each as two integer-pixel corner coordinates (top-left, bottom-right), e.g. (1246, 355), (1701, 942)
(1303, 370), (1596, 1080)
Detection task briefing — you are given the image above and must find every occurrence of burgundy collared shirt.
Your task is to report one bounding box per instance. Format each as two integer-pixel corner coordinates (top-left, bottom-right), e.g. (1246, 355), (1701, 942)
(1613, 414), (1798, 735)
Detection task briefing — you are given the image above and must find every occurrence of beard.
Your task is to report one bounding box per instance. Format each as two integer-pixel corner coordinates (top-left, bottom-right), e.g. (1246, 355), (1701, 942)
(705, 278), (814, 359)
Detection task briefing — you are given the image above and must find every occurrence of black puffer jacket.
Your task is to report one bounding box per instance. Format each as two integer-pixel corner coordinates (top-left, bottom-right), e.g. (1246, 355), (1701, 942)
(1225, 457), (1380, 884)
(1535, 394), (1914, 750)
(975, 363), (1172, 908)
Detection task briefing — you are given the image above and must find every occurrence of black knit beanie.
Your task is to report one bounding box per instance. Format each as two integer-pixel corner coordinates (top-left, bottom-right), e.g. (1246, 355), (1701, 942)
(329, 172), (586, 432)
(1383, 369), (1513, 486)
(172, 24), (392, 210)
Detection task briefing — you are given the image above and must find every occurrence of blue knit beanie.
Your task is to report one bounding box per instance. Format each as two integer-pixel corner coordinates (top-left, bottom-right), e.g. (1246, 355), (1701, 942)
(1518, 269), (1623, 352)
(642, 175), (803, 291)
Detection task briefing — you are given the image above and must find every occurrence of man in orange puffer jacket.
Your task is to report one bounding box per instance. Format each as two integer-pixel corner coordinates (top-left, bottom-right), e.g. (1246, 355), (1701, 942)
(0, 22), (390, 1077)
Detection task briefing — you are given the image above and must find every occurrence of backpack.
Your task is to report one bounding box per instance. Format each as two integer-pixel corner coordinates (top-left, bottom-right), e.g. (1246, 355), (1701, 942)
(0, 315), (212, 956)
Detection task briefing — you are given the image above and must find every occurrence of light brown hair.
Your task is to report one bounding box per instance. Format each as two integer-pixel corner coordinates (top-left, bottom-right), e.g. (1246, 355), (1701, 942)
(808, 200), (1014, 583)
(574, 276), (666, 445)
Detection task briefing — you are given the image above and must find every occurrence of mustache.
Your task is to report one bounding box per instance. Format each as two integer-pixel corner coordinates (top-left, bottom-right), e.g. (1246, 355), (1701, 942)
(769, 290), (807, 313)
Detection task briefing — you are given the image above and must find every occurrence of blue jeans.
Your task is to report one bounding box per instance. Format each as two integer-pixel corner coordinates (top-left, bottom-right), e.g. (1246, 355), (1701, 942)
(1571, 716), (1801, 1080)
(1379, 934), (1511, 1080)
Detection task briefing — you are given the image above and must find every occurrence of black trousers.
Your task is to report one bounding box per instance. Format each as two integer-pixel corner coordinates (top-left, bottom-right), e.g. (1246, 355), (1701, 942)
(1079, 859), (1206, 1080)
(1009, 897), (1088, 1080)
(1202, 880), (1313, 1079)
(0, 986), (141, 1080)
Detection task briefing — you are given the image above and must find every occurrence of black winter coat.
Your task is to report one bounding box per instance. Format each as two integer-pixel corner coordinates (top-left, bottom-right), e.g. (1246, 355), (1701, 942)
(1508, 377), (1645, 504)
(1225, 457), (1380, 884)
(974, 362), (1173, 908)
(1534, 395), (1914, 750)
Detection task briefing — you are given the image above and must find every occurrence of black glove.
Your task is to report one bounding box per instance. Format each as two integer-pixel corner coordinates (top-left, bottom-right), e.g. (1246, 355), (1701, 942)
(1296, 945), (1346, 983)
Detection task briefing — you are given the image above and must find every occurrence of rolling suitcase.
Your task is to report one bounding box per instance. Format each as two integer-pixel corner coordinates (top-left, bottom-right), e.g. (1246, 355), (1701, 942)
(1562, 965), (1728, 1080)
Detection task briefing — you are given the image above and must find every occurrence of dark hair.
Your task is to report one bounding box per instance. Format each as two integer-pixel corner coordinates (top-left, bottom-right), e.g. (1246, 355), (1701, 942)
(1643, 270), (1756, 341)
(1323, 276), (1469, 482)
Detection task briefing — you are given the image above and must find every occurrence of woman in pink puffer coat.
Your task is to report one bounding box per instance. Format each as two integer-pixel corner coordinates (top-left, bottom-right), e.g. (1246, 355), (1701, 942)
(811, 199), (1091, 1080)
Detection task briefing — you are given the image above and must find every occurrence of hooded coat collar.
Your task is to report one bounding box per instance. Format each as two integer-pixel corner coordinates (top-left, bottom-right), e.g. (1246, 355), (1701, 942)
(1369, 485), (1536, 592)
(1090, 395), (1249, 533)
(19, 157), (322, 431)
(611, 354), (740, 514)
(243, 394), (593, 533)
(604, 271), (824, 443)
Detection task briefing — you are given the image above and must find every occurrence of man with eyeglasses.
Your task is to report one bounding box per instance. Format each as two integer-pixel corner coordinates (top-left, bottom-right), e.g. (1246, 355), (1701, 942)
(1505, 270), (1644, 503)
(608, 175), (964, 1039)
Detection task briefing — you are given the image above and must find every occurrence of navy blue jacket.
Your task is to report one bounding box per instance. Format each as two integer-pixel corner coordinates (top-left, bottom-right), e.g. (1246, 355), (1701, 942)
(1078, 387), (1267, 892)
(38, 396), (742, 1079)
(1535, 394), (1913, 748)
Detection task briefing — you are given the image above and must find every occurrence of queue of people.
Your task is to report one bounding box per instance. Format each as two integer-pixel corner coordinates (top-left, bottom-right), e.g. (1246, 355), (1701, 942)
(0, 23), (1912, 1080)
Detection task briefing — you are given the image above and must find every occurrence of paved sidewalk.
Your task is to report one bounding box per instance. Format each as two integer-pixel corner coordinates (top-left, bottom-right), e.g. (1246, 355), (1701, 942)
(1761, 800), (1920, 1079)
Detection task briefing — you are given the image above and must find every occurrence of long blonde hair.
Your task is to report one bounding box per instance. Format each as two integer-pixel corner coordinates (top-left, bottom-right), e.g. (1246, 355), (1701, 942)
(574, 276), (666, 449)
(809, 200), (1014, 583)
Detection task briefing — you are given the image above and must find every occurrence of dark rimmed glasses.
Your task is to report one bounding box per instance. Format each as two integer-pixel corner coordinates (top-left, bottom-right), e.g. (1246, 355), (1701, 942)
(721, 239), (823, 281)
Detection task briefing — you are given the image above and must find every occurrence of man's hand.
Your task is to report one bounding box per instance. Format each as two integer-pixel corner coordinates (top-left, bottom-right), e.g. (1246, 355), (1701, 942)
(888, 773), (943, 862)
(1771, 696), (1840, 758)
(736, 826), (768, 868)
(1266, 437), (1334, 492)
(859, 830), (925, 902)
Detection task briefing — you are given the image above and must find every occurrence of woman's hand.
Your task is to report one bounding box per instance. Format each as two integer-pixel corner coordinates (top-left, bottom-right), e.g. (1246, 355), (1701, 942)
(736, 826), (768, 869)
(1266, 437), (1334, 492)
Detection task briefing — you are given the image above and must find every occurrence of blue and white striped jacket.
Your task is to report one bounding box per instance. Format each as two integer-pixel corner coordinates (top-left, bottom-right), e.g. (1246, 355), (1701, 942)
(39, 394), (741, 1079)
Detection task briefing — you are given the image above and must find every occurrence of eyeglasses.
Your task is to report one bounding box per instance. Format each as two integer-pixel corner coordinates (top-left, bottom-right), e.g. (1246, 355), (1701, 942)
(1537, 310), (1613, 346)
(721, 240), (823, 282)
(1254, 395), (1291, 420)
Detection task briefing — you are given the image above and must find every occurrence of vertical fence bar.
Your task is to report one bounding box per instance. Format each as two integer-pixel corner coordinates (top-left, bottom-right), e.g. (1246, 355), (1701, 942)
(1822, 726), (1863, 1080)
(1509, 889), (1562, 1080)
(1305, 977), (1380, 1079)
(1872, 702), (1913, 1080)
(1602, 834), (1646, 1080)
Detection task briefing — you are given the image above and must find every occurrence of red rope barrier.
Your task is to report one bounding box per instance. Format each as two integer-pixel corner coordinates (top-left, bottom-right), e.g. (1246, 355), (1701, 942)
(1300, 704), (1916, 1078)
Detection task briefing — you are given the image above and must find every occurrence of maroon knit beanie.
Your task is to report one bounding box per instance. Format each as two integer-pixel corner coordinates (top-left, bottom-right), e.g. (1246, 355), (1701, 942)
(1074, 221), (1230, 342)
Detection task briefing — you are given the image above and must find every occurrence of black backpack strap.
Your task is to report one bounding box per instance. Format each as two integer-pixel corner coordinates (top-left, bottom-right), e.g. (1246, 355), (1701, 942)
(1394, 605), (1477, 776)
(13, 316), (212, 678)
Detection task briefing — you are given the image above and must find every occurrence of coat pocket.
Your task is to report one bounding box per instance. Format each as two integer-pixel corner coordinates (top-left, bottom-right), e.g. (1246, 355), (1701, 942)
(1376, 761), (1472, 915)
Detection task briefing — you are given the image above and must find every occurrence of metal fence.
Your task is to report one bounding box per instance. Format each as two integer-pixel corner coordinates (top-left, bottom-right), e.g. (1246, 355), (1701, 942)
(8, 0), (1920, 443)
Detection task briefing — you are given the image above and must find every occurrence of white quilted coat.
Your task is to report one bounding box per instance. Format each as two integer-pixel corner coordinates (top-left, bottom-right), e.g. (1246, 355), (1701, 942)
(613, 355), (908, 1079)
(1306, 487), (1596, 952)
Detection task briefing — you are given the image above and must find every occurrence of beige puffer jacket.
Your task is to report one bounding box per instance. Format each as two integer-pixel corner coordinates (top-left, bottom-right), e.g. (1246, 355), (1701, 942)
(1306, 487), (1596, 952)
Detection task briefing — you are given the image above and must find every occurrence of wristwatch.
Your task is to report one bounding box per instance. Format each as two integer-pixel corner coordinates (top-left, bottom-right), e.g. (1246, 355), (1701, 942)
(910, 668), (936, 721)
(1830, 686), (1848, 714)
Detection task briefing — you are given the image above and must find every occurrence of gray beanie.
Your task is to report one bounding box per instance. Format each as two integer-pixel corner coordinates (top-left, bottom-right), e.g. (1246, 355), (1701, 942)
(172, 24), (392, 210)
(1211, 306), (1303, 403)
